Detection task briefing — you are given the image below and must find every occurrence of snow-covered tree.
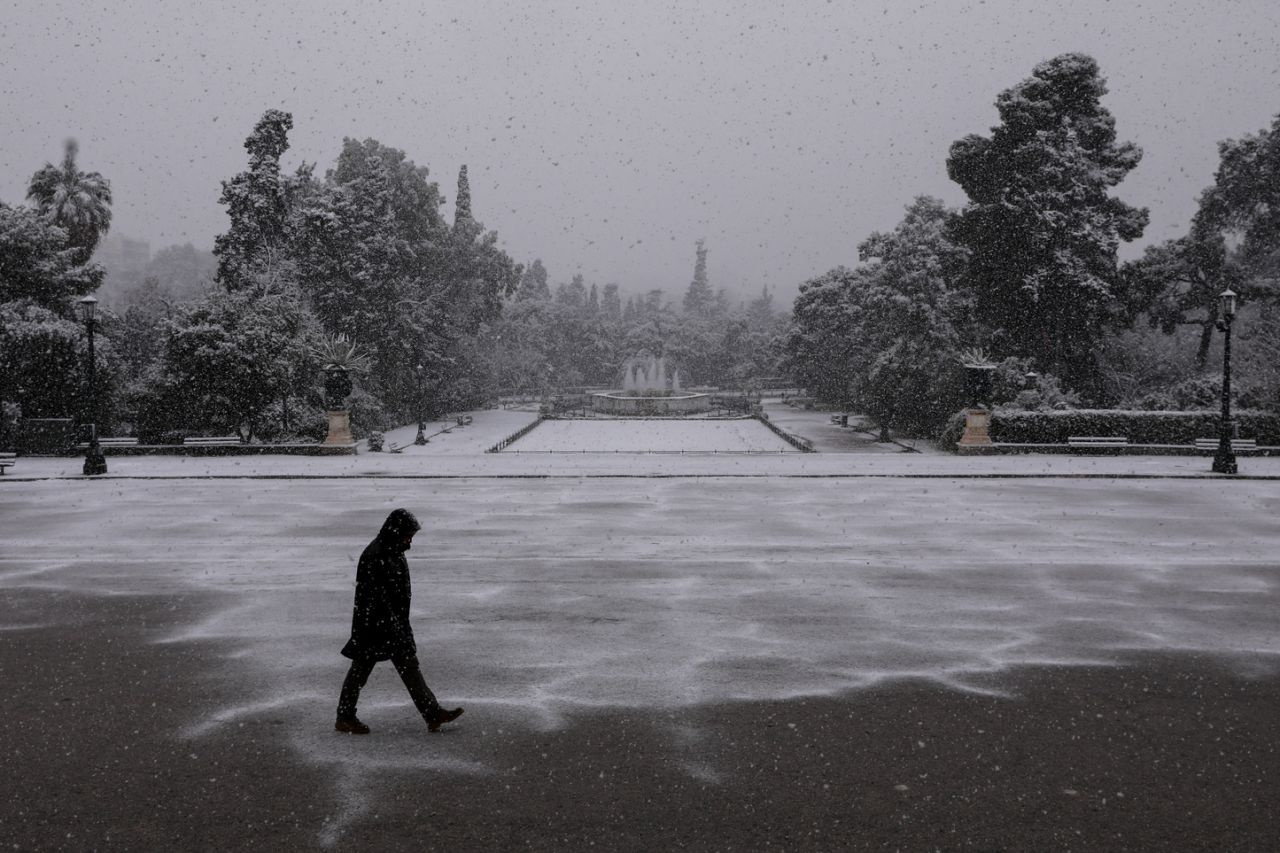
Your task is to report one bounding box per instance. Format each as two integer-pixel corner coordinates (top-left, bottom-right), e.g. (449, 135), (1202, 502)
(683, 239), (713, 314)
(555, 274), (587, 309)
(947, 53), (1148, 391)
(1199, 113), (1280, 281)
(1122, 223), (1247, 369)
(26, 139), (113, 258)
(453, 164), (473, 228)
(142, 290), (320, 441)
(0, 201), (103, 307)
(214, 110), (296, 293)
(786, 197), (975, 434)
(601, 283), (621, 320)
(0, 301), (117, 425)
(516, 259), (551, 301)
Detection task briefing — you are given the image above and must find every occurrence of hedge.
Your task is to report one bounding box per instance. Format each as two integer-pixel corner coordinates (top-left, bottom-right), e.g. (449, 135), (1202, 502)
(940, 409), (1280, 449)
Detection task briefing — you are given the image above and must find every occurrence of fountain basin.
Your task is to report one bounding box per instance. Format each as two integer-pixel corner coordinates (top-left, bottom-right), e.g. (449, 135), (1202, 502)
(590, 392), (711, 416)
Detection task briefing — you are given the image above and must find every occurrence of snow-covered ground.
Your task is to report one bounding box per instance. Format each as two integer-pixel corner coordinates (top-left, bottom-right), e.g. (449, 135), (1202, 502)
(3, 477), (1277, 721)
(504, 417), (798, 452)
(4, 416), (1278, 840)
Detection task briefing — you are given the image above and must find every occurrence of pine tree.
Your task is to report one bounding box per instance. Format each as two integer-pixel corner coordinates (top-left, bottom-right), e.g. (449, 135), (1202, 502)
(601, 283), (622, 319)
(683, 239), (713, 314)
(556, 273), (587, 308)
(588, 283), (599, 314)
(947, 54), (1147, 390)
(516, 259), (551, 300)
(1199, 113), (1280, 276)
(746, 284), (774, 328)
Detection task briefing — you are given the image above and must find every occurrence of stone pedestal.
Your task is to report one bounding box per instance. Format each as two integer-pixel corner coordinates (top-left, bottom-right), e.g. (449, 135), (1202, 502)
(958, 408), (992, 447)
(324, 410), (353, 445)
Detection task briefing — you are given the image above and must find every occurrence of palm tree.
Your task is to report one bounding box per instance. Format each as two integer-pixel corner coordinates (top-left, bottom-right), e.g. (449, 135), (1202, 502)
(26, 139), (113, 257)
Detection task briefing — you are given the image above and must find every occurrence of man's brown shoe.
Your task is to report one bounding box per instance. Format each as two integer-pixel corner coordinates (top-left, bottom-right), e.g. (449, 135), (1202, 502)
(427, 707), (464, 732)
(335, 716), (371, 734)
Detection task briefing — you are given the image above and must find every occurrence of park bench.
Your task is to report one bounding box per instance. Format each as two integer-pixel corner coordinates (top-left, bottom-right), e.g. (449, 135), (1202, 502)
(183, 435), (241, 447)
(455, 415), (474, 426)
(76, 437), (139, 450)
(1066, 436), (1129, 447)
(1193, 438), (1258, 451)
(0, 452), (15, 474)
(829, 414), (849, 427)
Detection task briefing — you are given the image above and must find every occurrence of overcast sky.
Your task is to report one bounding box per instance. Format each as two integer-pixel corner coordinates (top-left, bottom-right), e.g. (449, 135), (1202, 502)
(3, 0), (1279, 303)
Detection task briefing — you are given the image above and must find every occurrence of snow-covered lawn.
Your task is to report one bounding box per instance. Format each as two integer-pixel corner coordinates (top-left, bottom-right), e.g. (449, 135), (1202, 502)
(505, 417), (798, 452)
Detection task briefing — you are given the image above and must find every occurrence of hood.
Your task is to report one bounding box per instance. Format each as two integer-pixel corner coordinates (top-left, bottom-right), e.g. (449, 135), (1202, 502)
(378, 508), (422, 548)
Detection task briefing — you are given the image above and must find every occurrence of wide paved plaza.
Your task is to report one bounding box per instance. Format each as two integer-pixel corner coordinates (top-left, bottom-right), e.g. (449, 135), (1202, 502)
(2, 409), (1278, 850)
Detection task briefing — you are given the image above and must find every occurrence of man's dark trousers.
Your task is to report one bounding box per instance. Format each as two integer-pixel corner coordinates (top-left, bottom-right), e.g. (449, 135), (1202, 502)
(337, 654), (442, 721)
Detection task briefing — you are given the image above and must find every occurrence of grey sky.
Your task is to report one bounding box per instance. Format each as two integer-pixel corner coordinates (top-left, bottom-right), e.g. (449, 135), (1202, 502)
(3, 0), (1279, 302)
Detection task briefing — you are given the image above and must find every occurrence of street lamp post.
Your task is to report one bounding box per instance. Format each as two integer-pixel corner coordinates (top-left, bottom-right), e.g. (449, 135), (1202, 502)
(1212, 288), (1238, 475)
(414, 363), (427, 445)
(77, 295), (107, 476)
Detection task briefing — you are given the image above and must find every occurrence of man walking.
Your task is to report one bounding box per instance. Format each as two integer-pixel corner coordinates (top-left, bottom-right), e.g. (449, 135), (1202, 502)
(335, 508), (464, 734)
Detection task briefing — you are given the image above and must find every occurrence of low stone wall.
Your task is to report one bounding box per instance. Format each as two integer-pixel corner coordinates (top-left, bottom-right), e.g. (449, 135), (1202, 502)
(590, 393), (711, 416)
(753, 413), (816, 453)
(48, 443), (357, 457)
(956, 443), (1279, 457)
(487, 417), (547, 453)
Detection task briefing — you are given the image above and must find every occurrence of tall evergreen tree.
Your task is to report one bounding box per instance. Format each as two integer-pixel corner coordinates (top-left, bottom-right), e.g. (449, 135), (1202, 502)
(556, 273), (587, 308)
(516, 258), (551, 300)
(601, 283), (622, 319)
(683, 239), (713, 314)
(1199, 113), (1280, 284)
(0, 202), (103, 306)
(454, 164), (473, 227)
(214, 110), (295, 293)
(947, 54), (1147, 390)
(327, 137), (445, 240)
(746, 284), (774, 327)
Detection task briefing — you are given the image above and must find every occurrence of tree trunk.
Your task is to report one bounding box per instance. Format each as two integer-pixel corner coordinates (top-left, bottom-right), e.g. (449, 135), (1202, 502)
(1195, 304), (1219, 370)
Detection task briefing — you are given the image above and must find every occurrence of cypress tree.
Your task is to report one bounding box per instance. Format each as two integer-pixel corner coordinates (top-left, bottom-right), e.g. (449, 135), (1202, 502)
(454, 164), (472, 226)
(683, 239), (713, 314)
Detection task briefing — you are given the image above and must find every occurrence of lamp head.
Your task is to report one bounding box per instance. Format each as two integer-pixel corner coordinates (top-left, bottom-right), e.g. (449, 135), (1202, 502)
(78, 295), (98, 323)
(1220, 288), (1237, 318)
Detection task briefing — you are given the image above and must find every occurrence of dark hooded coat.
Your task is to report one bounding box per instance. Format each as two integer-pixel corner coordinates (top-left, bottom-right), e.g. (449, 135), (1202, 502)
(341, 509), (422, 661)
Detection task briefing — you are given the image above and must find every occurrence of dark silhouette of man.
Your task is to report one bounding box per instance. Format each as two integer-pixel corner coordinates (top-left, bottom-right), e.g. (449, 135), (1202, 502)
(335, 508), (463, 734)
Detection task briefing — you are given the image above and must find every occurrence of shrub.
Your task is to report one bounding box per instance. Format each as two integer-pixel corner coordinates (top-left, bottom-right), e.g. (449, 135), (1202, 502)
(990, 409), (1280, 445)
(989, 358), (1080, 411)
(1130, 374), (1267, 411)
(938, 411), (967, 451)
(0, 401), (20, 449)
(254, 397), (327, 443)
(345, 387), (387, 440)
(367, 431), (385, 452)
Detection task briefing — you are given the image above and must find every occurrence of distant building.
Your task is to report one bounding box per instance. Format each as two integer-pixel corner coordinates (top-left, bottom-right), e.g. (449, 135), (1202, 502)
(92, 234), (152, 306)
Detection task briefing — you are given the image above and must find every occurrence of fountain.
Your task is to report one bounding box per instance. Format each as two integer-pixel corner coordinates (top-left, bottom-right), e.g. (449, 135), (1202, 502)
(590, 355), (710, 415)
